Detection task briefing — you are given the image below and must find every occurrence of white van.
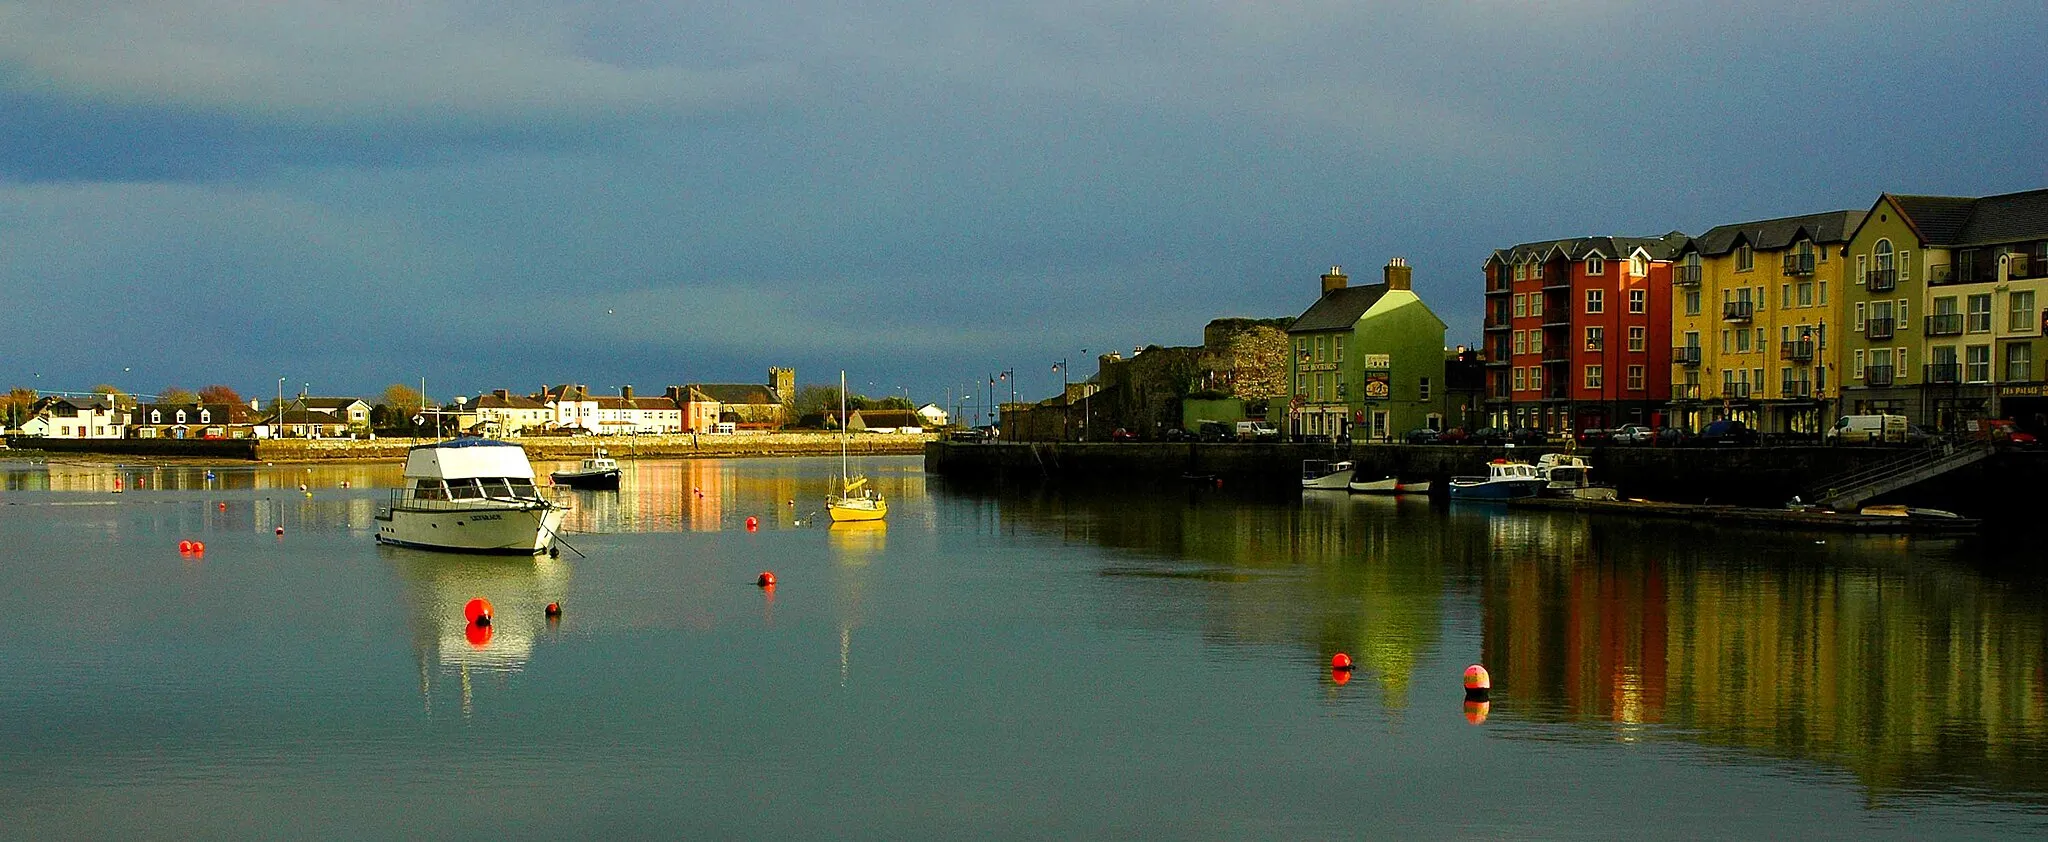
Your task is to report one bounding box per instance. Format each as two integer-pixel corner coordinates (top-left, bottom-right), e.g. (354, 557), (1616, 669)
(1235, 420), (1279, 441)
(1826, 414), (1906, 444)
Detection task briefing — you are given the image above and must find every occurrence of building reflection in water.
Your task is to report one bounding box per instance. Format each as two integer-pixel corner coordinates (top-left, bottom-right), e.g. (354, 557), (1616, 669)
(548, 456), (926, 534)
(385, 548), (572, 719)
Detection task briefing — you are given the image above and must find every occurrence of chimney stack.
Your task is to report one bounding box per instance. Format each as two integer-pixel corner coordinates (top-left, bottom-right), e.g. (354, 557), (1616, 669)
(1321, 265), (1348, 294)
(493, 389), (509, 400)
(621, 385), (634, 401)
(1384, 257), (1412, 291)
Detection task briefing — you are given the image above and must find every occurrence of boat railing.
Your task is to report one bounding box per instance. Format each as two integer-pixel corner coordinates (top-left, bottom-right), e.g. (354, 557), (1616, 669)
(382, 488), (562, 515)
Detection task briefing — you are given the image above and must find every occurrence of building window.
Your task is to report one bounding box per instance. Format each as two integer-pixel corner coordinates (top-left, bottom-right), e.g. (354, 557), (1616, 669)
(1514, 294), (1527, 318)
(1874, 239), (1893, 273)
(1627, 365), (1645, 391)
(1585, 326), (1604, 351)
(1530, 367), (1543, 391)
(1853, 349), (1865, 378)
(1314, 335), (1326, 362)
(1819, 280), (1828, 305)
(2010, 290), (2036, 332)
(1530, 330), (1543, 355)
(1513, 368), (1526, 391)
(1529, 294), (1543, 318)
(1419, 377), (1431, 401)
(1854, 302), (1866, 331)
(1968, 294), (1993, 332)
(1736, 243), (1754, 272)
(1798, 282), (1813, 307)
(1628, 326), (1646, 351)
(1585, 365), (1603, 389)
(1684, 287), (1700, 316)
(1586, 289), (1604, 314)
(1513, 331), (1526, 355)
(1514, 263), (1526, 281)
(1587, 255), (1605, 275)
(1628, 289), (1646, 313)
(1967, 345), (1992, 383)
(1630, 255), (1648, 277)
(2008, 344), (2033, 382)
(1735, 329), (1751, 352)
(1780, 283), (1790, 308)
(1334, 334), (1345, 363)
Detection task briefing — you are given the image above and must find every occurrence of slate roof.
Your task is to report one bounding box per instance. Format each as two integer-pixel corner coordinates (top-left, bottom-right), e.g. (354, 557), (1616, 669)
(1863, 189), (2048, 248)
(1888, 195), (1977, 244)
(1685, 210), (1865, 256)
(688, 384), (782, 405)
(854, 409), (921, 428)
(300, 397), (368, 411)
(473, 394), (548, 409)
(1289, 284), (1391, 333)
(1488, 232), (1688, 266)
(138, 403), (238, 423)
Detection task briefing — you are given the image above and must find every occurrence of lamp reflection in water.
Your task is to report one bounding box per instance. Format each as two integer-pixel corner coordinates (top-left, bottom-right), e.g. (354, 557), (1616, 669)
(386, 549), (572, 719)
(828, 520), (885, 687)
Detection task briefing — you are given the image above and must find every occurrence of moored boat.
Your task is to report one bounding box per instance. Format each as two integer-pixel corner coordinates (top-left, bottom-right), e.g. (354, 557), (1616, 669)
(1448, 459), (1546, 500)
(550, 448), (621, 490)
(826, 371), (888, 523)
(1537, 453), (1617, 501)
(375, 439), (568, 554)
(1302, 460), (1354, 491)
(1348, 474), (1433, 494)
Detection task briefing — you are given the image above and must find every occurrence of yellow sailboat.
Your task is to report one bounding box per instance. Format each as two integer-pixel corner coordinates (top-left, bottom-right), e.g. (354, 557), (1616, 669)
(827, 371), (887, 523)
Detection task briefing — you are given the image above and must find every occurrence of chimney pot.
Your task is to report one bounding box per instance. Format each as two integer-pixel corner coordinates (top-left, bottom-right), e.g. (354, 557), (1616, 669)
(1384, 257), (1413, 291)
(1320, 265), (1349, 294)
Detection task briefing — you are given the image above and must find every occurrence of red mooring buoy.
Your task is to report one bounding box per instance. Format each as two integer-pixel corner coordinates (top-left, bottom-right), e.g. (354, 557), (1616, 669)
(545, 602), (562, 618)
(756, 571), (776, 587)
(275, 526), (285, 536)
(1464, 664), (1491, 701)
(746, 516), (758, 531)
(464, 597), (494, 626)
(1332, 653), (1354, 671)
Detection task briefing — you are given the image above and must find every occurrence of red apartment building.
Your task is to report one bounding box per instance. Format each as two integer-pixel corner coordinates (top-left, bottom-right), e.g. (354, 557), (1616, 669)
(1483, 234), (1686, 433)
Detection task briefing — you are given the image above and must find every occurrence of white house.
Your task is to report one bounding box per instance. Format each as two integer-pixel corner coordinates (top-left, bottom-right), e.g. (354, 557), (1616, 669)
(541, 384), (601, 433)
(915, 403), (950, 428)
(20, 397), (127, 438)
(472, 390), (553, 436)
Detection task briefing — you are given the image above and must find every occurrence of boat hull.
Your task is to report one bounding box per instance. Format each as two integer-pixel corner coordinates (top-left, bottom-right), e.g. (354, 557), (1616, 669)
(1397, 481), (1433, 494)
(1348, 476), (1399, 494)
(375, 505), (566, 554)
(1302, 470), (1354, 491)
(1448, 478), (1545, 500)
(827, 499), (888, 522)
(551, 469), (621, 490)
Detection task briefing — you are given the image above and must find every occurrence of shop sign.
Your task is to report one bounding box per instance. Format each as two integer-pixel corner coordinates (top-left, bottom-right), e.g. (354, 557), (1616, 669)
(1999, 383), (2045, 397)
(1363, 372), (1391, 399)
(1363, 354), (1392, 370)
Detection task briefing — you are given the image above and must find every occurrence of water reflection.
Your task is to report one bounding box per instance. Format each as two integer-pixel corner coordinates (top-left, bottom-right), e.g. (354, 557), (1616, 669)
(385, 548), (573, 717)
(977, 483), (2048, 804)
(827, 520), (885, 686)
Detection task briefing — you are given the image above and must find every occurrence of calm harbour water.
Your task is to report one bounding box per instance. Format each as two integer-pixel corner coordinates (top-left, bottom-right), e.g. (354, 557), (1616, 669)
(2, 454), (2047, 838)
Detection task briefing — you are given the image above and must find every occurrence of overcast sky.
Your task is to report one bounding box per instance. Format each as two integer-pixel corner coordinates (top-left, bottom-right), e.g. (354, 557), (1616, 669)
(3, 1), (2044, 409)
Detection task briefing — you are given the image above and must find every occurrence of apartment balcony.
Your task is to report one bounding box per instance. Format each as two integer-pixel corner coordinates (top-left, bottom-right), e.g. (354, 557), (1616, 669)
(1543, 386), (1571, 400)
(1722, 300), (1755, 322)
(1779, 340), (1815, 362)
(1675, 265), (1702, 287)
(1865, 267), (1897, 292)
(1541, 273), (1570, 291)
(1782, 253), (1815, 276)
(1672, 346), (1702, 367)
(1923, 363), (1961, 385)
(1925, 313), (1963, 336)
(1866, 365), (1896, 387)
(1727, 382), (1753, 400)
(1484, 315), (1512, 332)
(1865, 317), (1896, 341)
(1542, 349), (1571, 363)
(1672, 383), (1702, 401)
(1781, 380), (1813, 399)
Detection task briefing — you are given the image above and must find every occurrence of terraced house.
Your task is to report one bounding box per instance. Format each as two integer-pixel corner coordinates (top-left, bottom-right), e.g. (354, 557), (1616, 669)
(1840, 189), (2048, 432)
(1668, 210), (1862, 434)
(1481, 233), (1683, 433)
(1285, 259), (1447, 442)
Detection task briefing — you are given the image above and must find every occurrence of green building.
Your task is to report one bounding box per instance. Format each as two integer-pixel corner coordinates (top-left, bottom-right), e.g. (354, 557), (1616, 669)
(1285, 259), (1450, 441)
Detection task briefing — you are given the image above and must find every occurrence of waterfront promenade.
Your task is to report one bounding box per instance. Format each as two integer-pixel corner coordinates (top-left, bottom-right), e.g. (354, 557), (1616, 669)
(4, 431), (934, 463)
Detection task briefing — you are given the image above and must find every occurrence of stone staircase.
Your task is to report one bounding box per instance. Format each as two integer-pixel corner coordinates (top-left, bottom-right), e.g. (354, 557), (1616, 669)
(1806, 441), (1994, 510)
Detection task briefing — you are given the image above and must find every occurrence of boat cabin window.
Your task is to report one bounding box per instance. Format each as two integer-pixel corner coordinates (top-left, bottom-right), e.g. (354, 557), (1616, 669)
(506, 478), (539, 499)
(447, 478), (484, 500)
(480, 478), (515, 498)
(412, 479), (449, 501)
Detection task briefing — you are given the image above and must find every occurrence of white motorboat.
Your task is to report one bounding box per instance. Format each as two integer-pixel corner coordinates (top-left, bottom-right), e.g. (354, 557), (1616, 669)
(375, 438), (568, 555)
(551, 447), (621, 489)
(1537, 453), (1617, 501)
(1302, 460), (1354, 490)
(1349, 475), (1431, 494)
(1448, 459), (1546, 500)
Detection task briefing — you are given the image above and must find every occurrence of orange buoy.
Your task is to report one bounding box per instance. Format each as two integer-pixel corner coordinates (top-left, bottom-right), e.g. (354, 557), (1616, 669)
(746, 516), (758, 532)
(545, 602), (561, 618)
(464, 622), (494, 647)
(179, 540), (193, 553)
(275, 526), (285, 536)
(114, 477), (123, 493)
(756, 571), (776, 587)
(1332, 668), (1352, 686)
(1464, 664), (1491, 700)
(193, 542), (204, 554)
(1332, 653), (1354, 671)
(218, 502), (227, 511)
(464, 597), (494, 625)
(1464, 699), (1491, 725)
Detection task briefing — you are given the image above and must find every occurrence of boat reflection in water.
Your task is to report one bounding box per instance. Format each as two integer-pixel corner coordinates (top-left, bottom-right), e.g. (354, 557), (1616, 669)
(827, 520), (885, 686)
(385, 547), (572, 717)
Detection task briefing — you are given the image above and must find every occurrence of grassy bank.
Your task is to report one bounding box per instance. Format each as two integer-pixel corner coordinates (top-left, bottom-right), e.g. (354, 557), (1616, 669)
(254, 431), (934, 463)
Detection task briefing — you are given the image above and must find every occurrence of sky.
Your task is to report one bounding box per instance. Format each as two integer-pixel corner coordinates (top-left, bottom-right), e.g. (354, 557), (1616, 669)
(3, 0), (2045, 411)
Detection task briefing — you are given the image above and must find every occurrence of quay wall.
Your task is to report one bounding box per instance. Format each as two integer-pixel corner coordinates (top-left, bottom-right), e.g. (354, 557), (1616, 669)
(5, 436), (258, 460)
(924, 441), (2046, 517)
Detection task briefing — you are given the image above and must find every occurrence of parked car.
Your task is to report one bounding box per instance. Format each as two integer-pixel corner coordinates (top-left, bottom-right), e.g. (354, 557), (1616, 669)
(1504, 427), (1548, 447)
(1197, 421), (1234, 442)
(1611, 425), (1655, 445)
(949, 426), (996, 442)
(1695, 419), (1759, 446)
(1465, 427), (1507, 446)
(1111, 427), (1139, 442)
(1404, 428), (1441, 445)
(1975, 418), (2039, 445)
(1904, 424), (1936, 446)
(1654, 426), (1690, 447)
(1575, 427), (1615, 446)
(1436, 427), (1470, 445)
(1163, 427), (1191, 442)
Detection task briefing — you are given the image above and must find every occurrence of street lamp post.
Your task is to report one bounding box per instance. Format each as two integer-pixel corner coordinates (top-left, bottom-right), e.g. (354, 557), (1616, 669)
(1053, 358), (1069, 441)
(276, 377), (285, 439)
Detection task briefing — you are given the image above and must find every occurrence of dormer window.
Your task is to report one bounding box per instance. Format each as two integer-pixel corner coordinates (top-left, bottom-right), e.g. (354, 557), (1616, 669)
(1630, 255), (1648, 277)
(1737, 243), (1755, 272)
(175, 410), (187, 423)
(199, 410), (211, 423)
(150, 410), (161, 423)
(1586, 255), (1605, 275)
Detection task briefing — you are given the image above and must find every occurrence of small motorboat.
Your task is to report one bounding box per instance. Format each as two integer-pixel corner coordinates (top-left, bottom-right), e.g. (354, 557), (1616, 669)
(551, 448), (621, 490)
(1448, 459), (1546, 500)
(1302, 460), (1354, 491)
(1349, 475), (1432, 494)
(1537, 453), (1617, 501)
(1859, 504), (1964, 519)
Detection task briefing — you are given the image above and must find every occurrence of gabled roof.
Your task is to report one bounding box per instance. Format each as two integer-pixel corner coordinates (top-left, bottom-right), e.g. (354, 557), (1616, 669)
(1860, 188), (2048, 248)
(1684, 210), (1865, 256)
(688, 384), (781, 405)
(539, 384), (593, 402)
(263, 409), (350, 425)
(301, 397), (368, 410)
(473, 394), (548, 409)
(1289, 284), (1391, 333)
(138, 403), (237, 422)
(854, 409), (921, 428)
(1487, 232), (1687, 266)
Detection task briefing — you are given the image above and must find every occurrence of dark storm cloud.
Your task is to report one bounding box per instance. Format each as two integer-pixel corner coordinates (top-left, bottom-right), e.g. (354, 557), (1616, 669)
(2, 0), (2044, 403)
